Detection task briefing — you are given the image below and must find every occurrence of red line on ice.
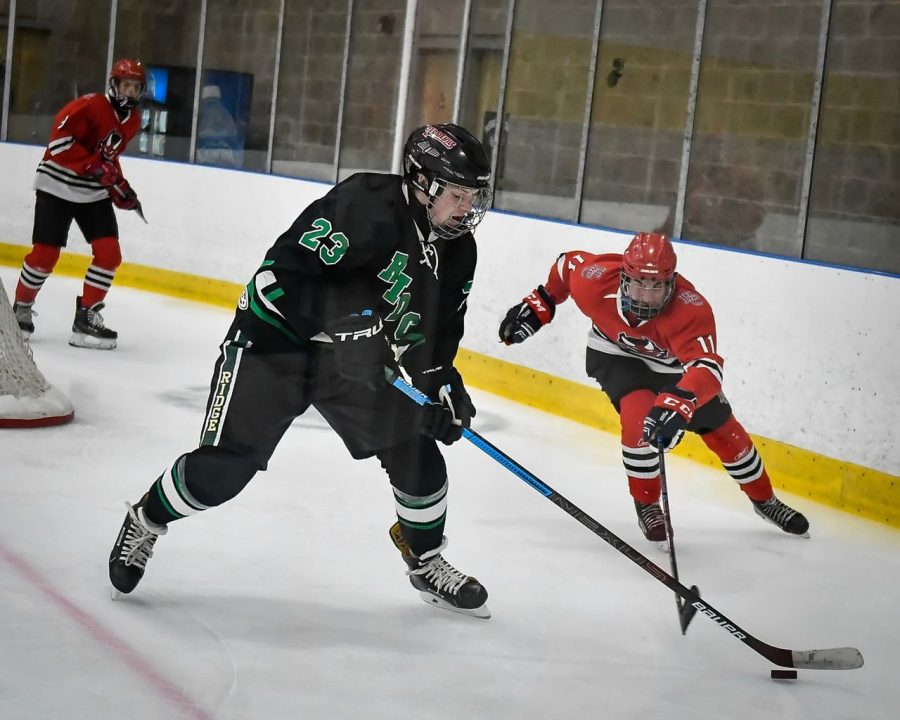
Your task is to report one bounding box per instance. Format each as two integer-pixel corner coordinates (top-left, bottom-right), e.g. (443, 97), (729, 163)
(0, 542), (214, 720)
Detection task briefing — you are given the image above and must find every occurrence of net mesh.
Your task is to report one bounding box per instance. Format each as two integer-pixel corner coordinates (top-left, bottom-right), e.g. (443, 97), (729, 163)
(0, 276), (74, 426)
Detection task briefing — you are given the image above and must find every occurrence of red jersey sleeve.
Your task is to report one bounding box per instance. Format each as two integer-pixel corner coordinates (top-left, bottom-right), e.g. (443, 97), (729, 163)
(543, 251), (593, 304)
(665, 288), (724, 405)
(44, 97), (99, 173)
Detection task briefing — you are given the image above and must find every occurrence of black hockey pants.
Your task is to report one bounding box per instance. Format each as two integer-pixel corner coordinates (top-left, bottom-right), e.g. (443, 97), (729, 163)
(143, 327), (447, 527)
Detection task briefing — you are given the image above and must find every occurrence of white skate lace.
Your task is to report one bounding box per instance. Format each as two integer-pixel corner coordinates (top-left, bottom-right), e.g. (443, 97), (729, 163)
(637, 502), (665, 532)
(408, 540), (467, 596)
(119, 502), (165, 568)
(86, 304), (107, 329)
(755, 497), (796, 527)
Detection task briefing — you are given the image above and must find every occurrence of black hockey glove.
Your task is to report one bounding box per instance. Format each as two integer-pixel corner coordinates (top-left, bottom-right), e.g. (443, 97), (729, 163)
(417, 369), (474, 445)
(326, 311), (393, 389)
(418, 402), (461, 445)
(642, 387), (697, 452)
(499, 285), (556, 345)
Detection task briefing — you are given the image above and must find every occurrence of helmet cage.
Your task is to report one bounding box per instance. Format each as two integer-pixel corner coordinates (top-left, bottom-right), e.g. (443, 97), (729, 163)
(620, 232), (678, 319)
(418, 174), (492, 240)
(620, 272), (676, 319)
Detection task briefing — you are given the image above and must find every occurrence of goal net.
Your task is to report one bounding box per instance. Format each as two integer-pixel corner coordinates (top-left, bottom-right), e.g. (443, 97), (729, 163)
(0, 276), (74, 427)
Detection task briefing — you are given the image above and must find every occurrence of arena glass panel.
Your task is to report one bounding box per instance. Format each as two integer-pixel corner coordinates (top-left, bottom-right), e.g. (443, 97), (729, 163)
(581, 0), (698, 236)
(490, 0), (596, 222)
(682, 0), (825, 256)
(113, 0), (202, 163)
(338, 0), (406, 178)
(400, 0), (467, 143)
(456, 0), (513, 187)
(804, 0), (900, 274)
(271, 0), (349, 183)
(195, 0), (281, 172)
(6, 0), (112, 146)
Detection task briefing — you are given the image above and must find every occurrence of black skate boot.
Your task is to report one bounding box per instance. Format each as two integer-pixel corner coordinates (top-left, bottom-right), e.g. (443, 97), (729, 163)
(109, 496), (167, 595)
(389, 522), (489, 618)
(752, 496), (810, 537)
(634, 499), (668, 544)
(13, 301), (35, 336)
(70, 296), (117, 350)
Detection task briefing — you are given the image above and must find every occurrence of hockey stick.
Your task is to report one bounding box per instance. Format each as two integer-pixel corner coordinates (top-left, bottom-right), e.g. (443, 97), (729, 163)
(391, 375), (863, 671)
(657, 442), (699, 635)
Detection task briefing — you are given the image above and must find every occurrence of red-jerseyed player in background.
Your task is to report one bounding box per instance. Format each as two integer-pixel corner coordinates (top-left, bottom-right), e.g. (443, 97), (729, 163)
(13, 58), (146, 350)
(498, 232), (809, 545)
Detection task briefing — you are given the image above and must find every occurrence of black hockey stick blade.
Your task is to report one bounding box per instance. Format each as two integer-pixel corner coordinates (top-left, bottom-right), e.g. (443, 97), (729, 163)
(134, 201), (148, 224)
(679, 585), (700, 635)
(388, 376), (864, 671)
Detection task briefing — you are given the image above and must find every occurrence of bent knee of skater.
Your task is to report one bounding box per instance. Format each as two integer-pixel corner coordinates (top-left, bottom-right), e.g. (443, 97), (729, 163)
(183, 448), (261, 506)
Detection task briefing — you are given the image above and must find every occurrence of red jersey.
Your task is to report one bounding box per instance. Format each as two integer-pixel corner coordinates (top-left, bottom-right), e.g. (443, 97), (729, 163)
(34, 92), (140, 203)
(543, 251), (725, 405)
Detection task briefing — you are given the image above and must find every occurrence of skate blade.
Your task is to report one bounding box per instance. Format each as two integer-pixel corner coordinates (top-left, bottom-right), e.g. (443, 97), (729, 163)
(111, 588), (125, 601)
(69, 332), (117, 350)
(418, 591), (491, 619)
(653, 540), (670, 553)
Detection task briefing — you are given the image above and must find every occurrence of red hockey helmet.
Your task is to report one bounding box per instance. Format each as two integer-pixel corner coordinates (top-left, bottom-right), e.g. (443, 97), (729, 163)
(620, 232), (678, 319)
(108, 58), (146, 110)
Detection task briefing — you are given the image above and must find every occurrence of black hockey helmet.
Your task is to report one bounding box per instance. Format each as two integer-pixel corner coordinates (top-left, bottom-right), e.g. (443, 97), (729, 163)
(403, 123), (492, 239)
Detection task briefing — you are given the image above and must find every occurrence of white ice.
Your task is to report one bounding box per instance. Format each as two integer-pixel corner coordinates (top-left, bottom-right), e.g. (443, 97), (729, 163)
(1, 267), (896, 720)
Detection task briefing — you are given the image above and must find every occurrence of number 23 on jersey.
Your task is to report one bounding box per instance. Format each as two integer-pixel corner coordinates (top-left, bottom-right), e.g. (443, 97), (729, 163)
(297, 218), (349, 265)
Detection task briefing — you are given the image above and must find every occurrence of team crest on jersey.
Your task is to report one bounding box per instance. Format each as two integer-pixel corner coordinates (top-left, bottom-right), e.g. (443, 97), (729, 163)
(581, 264), (606, 279)
(678, 290), (703, 306)
(617, 332), (670, 360)
(99, 130), (124, 160)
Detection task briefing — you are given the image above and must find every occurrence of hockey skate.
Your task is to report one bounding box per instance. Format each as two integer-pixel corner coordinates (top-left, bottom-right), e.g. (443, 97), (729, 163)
(70, 296), (117, 349)
(634, 499), (669, 549)
(389, 522), (490, 619)
(13, 301), (35, 337)
(752, 495), (810, 537)
(109, 496), (167, 596)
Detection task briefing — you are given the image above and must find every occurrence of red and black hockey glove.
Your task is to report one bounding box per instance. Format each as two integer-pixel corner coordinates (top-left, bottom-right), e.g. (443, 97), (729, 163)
(109, 180), (140, 211)
(326, 311), (394, 390)
(643, 387), (697, 451)
(498, 285), (555, 345)
(84, 157), (122, 187)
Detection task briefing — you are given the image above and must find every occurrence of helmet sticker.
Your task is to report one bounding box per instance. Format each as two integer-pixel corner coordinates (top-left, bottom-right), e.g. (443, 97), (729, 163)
(423, 125), (457, 149)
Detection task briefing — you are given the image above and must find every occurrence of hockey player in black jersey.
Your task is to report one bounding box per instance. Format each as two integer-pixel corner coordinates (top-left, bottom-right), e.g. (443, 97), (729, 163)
(109, 124), (493, 617)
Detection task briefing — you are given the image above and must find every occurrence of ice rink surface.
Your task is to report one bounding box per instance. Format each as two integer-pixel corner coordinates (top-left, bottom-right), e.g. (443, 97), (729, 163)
(1, 267), (896, 719)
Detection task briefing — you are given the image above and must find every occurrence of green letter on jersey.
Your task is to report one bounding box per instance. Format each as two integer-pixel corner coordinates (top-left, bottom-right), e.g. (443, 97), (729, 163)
(377, 252), (412, 304)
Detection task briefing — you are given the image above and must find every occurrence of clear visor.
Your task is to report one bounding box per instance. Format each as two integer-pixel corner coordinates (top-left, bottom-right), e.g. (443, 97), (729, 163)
(425, 178), (492, 240)
(621, 273), (675, 319)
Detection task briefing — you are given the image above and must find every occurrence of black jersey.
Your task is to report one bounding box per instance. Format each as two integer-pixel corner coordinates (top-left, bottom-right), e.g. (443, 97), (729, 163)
(234, 172), (476, 390)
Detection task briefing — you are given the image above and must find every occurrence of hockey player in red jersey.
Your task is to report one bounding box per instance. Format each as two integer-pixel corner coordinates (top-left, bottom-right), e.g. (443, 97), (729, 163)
(13, 58), (145, 350)
(498, 232), (809, 544)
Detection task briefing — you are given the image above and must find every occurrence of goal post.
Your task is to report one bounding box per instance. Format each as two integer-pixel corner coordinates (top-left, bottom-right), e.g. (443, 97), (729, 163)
(0, 276), (75, 427)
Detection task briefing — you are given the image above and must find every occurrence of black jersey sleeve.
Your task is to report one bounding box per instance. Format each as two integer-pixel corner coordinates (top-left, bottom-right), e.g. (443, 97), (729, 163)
(237, 174), (401, 348)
